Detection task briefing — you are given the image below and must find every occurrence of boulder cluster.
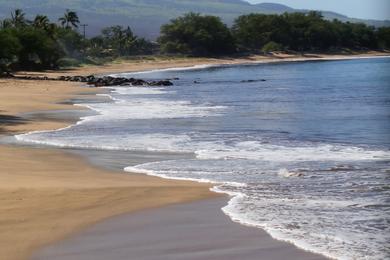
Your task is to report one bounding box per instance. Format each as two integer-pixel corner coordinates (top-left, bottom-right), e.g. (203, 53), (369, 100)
(2, 73), (175, 87)
(58, 75), (174, 87)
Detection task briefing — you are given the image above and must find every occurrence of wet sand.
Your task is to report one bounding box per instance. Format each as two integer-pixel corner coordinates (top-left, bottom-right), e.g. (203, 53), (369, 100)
(32, 198), (328, 260)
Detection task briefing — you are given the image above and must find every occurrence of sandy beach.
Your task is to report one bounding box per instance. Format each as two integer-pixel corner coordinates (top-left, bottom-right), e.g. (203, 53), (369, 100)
(0, 78), (217, 260)
(1, 53), (388, 259)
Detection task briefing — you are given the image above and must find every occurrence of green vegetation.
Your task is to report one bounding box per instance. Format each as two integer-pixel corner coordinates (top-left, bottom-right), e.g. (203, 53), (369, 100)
(0, 10), (64, 71)
(90, 26), (155, 57)
(377, 27), (390, 49)
(0, 9), (155, 74)
(158, 12), (390, 54)
(232, 12), (383, 52)
(159, 13), (235, 56)
(1, 9), (389, 74)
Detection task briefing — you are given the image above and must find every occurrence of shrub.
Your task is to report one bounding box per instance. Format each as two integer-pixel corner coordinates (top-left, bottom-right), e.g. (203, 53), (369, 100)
(262, 41), (284, 52)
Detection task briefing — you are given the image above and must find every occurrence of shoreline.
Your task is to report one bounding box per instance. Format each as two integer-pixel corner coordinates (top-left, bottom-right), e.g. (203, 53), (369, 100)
(14, 51), (389, 78)
(1, 52), (387, 259)
(0, 78), (218, 260)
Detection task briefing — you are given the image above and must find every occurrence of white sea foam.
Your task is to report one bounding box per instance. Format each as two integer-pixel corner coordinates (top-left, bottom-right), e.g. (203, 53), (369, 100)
(78, 86), (225, 122)
(16, 133), (194, 152)
(79, 99), (224, 121)
(111, 86), (169, 95)
(220, 190), (390, 260)
(125, 161), (247, 187)
(277, 168), (304, 178)
(124, 165), (219, 184)
(196, 141), (390, 161)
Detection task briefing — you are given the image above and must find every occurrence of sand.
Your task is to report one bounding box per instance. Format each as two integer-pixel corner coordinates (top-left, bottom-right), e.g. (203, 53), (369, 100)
(32, 198), (328, 260)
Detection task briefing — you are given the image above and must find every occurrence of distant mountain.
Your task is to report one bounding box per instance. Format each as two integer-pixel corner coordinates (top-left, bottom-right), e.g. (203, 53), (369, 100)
(0, 0), (388, 39)
(254, 3), (294, 13)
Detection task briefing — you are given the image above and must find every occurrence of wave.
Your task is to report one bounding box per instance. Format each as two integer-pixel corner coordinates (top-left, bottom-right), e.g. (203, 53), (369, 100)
(196, 141), (390, 162)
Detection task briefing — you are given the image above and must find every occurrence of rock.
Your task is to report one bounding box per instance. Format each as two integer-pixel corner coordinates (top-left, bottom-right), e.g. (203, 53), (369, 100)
(149, 80), (173, 86)
(132, 79), (147, 86)
(22, 74), (175, 88)
(241, 79), (256, 83)
(241, 79), (267, 83)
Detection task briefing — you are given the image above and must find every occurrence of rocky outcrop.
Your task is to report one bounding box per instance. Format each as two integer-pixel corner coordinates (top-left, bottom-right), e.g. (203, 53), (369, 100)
(59, 75), (174, 87)
(3, 73), (175, 87)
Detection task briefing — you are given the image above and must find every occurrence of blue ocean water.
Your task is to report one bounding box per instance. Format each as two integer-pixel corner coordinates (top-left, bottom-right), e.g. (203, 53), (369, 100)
(17, 57), (390, 259)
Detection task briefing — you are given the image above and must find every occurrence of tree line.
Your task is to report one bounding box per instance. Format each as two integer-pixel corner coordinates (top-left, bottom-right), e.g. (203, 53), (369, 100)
(160, 12), (390, 55)
(0, 9), (155, 73)
(1, 10), (389, 73)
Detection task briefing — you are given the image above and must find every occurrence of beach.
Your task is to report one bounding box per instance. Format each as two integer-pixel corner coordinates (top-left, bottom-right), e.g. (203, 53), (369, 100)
(1, 52), (388, 260)
(0, 78), (217, 260)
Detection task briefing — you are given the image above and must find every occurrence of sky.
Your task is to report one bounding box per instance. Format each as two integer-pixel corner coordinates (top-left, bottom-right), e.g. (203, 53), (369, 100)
(248, 0), (390, 20)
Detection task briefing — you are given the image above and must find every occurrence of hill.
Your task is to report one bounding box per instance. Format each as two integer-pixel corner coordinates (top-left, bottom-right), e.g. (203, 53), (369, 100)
(0, 0), (389, 39)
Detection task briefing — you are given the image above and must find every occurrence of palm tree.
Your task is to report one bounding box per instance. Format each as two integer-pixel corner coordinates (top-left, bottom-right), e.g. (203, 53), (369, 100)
(33, 15), (50, 29)
(58, 9), (80, 29)
(10, 9), (27, 27)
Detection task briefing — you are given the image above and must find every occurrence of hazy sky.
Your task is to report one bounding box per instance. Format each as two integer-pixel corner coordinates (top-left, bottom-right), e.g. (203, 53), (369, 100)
(247, 0), (390, 20)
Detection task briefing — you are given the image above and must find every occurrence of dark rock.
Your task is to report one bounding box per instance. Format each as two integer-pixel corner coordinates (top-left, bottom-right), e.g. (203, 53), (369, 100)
(241, 79), (267, 83)
(12, 73), (175, 88)
(149, 80), (173, 86)
(241, 79), (256, 83)
(132, 79), (147, 86)
(160, 80), (173, 86)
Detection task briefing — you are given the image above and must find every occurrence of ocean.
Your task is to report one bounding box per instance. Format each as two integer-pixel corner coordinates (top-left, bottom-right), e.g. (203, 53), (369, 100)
(16, 57), (390, 259)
